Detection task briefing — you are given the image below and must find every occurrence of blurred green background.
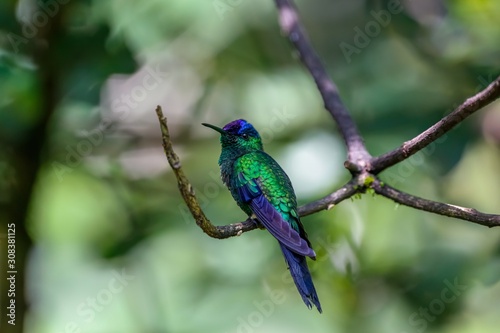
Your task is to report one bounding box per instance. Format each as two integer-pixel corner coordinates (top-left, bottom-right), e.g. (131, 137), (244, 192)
(1, 0), (500, 332)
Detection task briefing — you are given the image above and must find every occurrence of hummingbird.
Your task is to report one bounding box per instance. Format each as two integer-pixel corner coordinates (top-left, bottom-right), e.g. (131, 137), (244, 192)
(202, 119), (322, 313)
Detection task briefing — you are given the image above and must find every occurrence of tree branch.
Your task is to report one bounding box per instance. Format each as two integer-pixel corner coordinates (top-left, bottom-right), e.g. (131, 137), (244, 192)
(370, 76), (500, 173)
(372, 179), (500, 227)
(274, 0), (371, 169)
(298, 179), (359, 216)
(157, 1), (500, 236)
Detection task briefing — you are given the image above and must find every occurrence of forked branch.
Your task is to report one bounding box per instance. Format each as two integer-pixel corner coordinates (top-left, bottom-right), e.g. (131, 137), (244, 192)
(158, 0), (500, 237)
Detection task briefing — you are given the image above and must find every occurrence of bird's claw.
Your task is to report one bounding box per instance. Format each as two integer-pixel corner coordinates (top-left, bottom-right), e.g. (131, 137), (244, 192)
(247, 217), (264, 229)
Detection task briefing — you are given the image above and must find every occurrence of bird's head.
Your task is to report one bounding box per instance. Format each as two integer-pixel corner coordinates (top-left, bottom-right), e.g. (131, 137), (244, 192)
(202, 119), (263, 152)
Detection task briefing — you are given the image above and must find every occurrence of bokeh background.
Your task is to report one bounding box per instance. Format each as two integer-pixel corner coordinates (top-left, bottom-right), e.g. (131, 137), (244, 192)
(1, 0), (500, 332)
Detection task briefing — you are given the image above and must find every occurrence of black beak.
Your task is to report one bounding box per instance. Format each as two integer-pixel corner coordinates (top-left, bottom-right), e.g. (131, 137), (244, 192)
(202, 123), (226, 135)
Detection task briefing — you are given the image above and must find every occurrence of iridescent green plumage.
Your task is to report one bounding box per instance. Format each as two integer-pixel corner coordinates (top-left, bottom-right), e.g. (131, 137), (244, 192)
(232, 152), (304, 238)
(202, 119), (321, 312)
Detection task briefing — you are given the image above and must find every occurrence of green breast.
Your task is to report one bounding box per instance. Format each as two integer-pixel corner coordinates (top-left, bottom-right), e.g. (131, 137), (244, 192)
(232, 151), (300, 231)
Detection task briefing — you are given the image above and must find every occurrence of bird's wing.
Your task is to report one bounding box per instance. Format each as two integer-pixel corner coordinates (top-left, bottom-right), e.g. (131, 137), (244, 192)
(234, 153), (316, 258)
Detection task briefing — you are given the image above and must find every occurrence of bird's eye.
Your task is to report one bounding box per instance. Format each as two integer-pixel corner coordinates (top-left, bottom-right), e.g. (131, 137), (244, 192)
(242, 133), (248, 139)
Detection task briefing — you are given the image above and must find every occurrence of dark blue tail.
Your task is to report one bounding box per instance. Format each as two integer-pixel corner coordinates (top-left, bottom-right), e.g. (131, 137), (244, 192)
(280, 244), (322, 313)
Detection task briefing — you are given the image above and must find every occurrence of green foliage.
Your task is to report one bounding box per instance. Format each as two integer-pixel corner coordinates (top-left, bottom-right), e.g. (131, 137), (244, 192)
(2, 0), (500, 333)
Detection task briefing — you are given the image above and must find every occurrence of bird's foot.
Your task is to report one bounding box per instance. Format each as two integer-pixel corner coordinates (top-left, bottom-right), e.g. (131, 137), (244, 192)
(247, 216), (265, 229)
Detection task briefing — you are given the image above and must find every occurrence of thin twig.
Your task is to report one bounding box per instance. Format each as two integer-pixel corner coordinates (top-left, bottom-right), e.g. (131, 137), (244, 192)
(370, 76), (500, 173)
(274, 0), (371, 169)
(372, 179), (500, 227)
(298, 179), (359, 216)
